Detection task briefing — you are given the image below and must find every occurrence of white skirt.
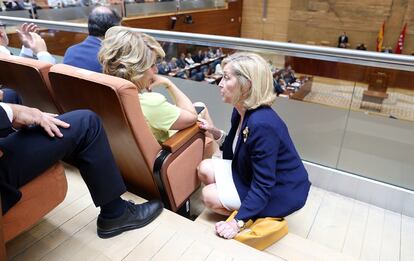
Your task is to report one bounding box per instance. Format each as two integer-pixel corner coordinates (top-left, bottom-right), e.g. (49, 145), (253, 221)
(212, 158), (241, 211)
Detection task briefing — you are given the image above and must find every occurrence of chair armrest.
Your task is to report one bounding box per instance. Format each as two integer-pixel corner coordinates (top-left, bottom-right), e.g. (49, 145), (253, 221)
(162, 123), (203, 153)
(0, 197), (6, 260)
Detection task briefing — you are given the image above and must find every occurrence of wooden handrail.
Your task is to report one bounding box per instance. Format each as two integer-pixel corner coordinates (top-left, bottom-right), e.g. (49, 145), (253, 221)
(162, 123), (202, 153)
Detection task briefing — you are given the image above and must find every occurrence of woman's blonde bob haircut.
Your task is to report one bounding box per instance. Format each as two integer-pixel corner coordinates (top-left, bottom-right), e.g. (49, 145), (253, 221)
(98, 26), (165, 89)
(221, 52), (276, 109)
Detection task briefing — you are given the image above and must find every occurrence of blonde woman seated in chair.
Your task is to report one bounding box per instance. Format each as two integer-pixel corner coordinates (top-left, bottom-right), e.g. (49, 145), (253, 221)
(98, 26), (217, 156)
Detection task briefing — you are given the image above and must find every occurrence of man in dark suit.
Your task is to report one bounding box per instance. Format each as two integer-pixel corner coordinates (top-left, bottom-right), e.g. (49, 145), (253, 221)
(192, 50), (204, 64)
(63, 6), (121, 72)
(0, 102), (163, 238)
(338, 32), (349, 48)
(176, 53), (187, 68)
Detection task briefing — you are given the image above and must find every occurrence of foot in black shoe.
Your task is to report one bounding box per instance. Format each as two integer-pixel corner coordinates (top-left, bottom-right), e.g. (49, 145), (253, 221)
(97, 200), (163, 238)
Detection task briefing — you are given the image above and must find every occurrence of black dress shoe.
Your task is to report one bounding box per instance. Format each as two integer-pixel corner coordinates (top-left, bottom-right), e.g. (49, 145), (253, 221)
(97, 200), (163, 238)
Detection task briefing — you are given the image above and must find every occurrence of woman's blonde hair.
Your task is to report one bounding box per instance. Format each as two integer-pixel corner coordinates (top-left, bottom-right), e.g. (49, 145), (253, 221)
(98, 26), (165, 89)
(221, 52), (276, 109)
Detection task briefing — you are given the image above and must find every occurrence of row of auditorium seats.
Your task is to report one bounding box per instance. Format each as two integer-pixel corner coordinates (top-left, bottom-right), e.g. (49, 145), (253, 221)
(0, 53), (205, 249)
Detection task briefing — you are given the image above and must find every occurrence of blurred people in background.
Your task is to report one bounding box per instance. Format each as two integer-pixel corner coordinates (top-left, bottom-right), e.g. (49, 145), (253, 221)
(168, 57), (187, 79)
(280, 65), (296, 84)
(356, 43), (367, 50)
(157, 60), (171, 75)
(176, 53), (187, 68)
(3, 0), (24, 10)
(193, 49), (204, 63)
(185, 52), (195, 65)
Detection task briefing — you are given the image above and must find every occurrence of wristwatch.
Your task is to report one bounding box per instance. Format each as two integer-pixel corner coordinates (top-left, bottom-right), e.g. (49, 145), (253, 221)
(234, 218), (245, 230)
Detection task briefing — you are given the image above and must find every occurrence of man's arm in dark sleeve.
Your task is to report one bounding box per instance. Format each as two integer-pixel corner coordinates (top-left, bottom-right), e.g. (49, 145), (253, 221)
(0, 104), (13, 137)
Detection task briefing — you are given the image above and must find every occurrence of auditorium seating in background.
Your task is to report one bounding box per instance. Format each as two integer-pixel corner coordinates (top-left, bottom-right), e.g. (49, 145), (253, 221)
(48, 64), (205, 215)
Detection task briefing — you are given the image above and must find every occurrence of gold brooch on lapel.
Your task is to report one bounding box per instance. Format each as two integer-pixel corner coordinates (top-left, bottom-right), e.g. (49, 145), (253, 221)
(242, 126), (249, 143)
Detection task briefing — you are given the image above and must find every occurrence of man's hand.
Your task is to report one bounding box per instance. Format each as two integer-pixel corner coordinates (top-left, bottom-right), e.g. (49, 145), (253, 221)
(27, 33), (47, 54)
(16, 23), (38, 48)
(16, 23), (47, 55)
(10, 104), (70, 137)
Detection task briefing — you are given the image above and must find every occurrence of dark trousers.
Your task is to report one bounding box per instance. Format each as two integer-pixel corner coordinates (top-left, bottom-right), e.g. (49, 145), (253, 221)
(0, 110), (126, 214)
(2, 88), (23, 105)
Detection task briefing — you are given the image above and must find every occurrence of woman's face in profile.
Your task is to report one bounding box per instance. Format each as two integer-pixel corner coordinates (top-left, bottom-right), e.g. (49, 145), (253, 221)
(218, 64), (240, 104)
(141, 63), (158, 88)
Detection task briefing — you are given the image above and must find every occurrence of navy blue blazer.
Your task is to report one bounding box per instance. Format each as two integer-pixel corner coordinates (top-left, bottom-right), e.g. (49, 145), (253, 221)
(222, 106), (310, 221)
(0, 106), (21, 212)
(63, 36), (102, 73)
(0, 107), (13, 137)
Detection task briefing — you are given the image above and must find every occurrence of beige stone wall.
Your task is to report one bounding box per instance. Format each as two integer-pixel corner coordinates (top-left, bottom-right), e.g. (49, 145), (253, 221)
(241, 0), (291, 67)
(241, 0), (291, 42)
(241, 0), (414, 54)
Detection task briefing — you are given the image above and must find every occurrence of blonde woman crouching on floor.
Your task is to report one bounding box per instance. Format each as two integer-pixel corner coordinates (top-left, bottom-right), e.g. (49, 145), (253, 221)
(197, 52), (311, 239)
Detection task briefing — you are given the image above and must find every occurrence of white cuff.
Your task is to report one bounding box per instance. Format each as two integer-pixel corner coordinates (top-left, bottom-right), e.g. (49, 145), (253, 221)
(0, 102), (14, 123)
(215, 129), (227, 147)
(37, 52), (56, 64)
(20, 46), (34, 57)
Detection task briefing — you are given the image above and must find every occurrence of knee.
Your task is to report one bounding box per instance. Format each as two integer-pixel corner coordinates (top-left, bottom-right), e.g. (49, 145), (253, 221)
(201, 185), (218, 209)
(197, 159), (213, 180)
(75, 110), (100, 124)
(78, 109), (99, 120)
(82, 110), (104, 132)
(59, 109), (103, 131)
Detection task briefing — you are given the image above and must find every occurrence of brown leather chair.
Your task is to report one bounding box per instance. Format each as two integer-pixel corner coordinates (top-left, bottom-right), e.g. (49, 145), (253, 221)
(0, 53), (61, 114)
(48, 64), (204, 213)
(1, 163), (67, 258)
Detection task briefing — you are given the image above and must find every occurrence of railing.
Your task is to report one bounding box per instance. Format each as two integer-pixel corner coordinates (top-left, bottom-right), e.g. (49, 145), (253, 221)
(2, 16), (414, 71)
(0, 0), (227, 20)
(1, 16), (414, 192)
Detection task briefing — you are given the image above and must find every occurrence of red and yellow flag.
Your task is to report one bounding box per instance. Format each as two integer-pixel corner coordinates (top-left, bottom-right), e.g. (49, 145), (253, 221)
(394, 23), (407, 54)
(376, 22), (385, 52)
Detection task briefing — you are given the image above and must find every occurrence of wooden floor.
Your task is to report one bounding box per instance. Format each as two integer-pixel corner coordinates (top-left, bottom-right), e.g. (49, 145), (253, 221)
(6, 167), (276, 261)
(196, 187), (414, 261)
(6, 167), (414, 261)
(302, 76), (414, 122)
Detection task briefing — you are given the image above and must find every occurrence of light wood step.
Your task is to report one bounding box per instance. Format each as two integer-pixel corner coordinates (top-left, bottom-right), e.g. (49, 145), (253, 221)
(195, 201), (357, 261)
(7, 169), (279, 261)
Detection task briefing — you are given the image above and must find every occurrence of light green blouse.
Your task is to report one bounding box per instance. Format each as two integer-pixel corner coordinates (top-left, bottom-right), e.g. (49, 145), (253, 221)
(139, 92), (180, 143)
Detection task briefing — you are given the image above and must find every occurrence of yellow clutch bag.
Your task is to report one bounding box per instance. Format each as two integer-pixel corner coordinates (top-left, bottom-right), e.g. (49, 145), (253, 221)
(226, 211), (288, 250)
